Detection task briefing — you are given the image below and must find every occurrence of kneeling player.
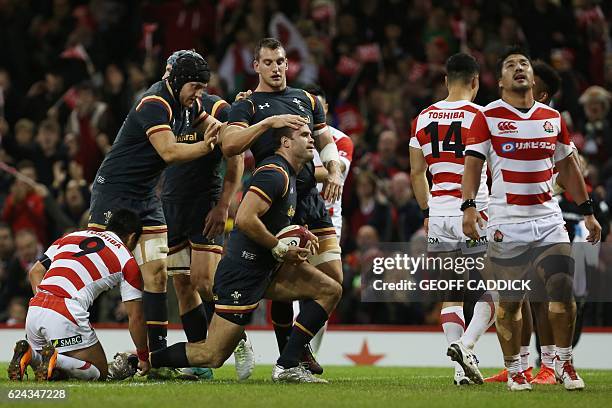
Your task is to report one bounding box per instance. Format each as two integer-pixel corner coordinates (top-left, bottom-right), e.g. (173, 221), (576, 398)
(8, 210), (149, 381)
(150, 125), (342, 383)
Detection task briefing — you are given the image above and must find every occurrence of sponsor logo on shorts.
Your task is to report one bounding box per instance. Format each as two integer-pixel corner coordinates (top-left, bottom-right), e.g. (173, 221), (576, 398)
(241, 250), (256, 261)
(104, 210), (113, 224)
(428, 237), (440, 244)
(466, 236), (488, 248)
(493, 229), (504, 242)
(51, 335), (83, 348)
(231, 291), (242, 301)
(287, 205), (295, 217)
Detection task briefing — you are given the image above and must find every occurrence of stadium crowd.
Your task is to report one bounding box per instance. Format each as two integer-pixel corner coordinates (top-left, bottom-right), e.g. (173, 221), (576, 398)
(0, 0), (611, 326)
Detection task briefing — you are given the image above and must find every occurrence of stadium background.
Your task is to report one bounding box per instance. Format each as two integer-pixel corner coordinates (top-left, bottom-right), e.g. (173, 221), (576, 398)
(0, 0), (611, 342)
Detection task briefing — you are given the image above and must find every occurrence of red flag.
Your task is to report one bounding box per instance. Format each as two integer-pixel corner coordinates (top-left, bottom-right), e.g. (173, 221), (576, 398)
(60, 44), (89, 61)
(286, 59), (302, 81)
(357, 43), (381, 63)
(336, 56), (361, 76)
(142, 23), (158, 52)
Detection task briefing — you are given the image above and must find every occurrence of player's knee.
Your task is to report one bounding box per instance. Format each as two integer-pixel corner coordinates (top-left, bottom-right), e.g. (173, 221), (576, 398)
(142, 261), (168, 291)
(497, 301), (521, 319)
(173, 274), (195, 298)
(549, 300), (576, 315)
(192, 273), (213, 299)
(538, 255), (574, 302)
(320, 277), (342, 305)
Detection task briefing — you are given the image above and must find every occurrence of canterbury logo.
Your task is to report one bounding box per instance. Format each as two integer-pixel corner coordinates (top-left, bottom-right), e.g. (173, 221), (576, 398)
(497, 121), (518, 131)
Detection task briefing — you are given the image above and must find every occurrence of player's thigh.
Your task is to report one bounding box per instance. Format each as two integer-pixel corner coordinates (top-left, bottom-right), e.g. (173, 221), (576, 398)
(64, 341), (108, 379)
(533, 243), (574, 302)
(266, 262), (341, 307)
(136, 232), (169, 290)
(190, 248), (222, 296)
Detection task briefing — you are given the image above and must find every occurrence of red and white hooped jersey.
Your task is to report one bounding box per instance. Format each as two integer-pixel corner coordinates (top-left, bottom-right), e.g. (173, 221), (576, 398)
(37, 230), (142, 310)
(313, 126), (354, 238)
(466, 99), (573, 225)
(410, 100), (489, 216)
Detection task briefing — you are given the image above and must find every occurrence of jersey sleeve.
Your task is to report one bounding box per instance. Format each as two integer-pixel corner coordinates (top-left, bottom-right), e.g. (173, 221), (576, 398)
(192, 97), (210, 128)
(134, 96), (173, 138)
(248, 165), (290, 205)
(465, 110), (491, 160)
(312, 149), (323, 167)
(409, 118), (422, 149)
(227, 99), (255, 128)
(554, 116), (573, 163)
(336, 136), (353, 177)
(311, 94), (328, 137)
(120, 258), (143, 302)
(39, 237), (62, 269)
(211, 99), (231, 122)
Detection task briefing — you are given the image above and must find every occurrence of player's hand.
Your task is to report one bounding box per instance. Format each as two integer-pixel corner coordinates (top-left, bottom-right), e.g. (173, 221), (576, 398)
(235, 90), (252, 101)
(202, 121), (221, 153)
(264, 114), (308, 130)
(203, 203), (229, 239)
(137, 359), (151, 376)
(424, 217), (429, 236)
(322, 162), (342, 202)
(462, 207), (484, 241)
(304, 227), (319, 255)
(584, 214), (602, 244)
(283, 246), (310, 265)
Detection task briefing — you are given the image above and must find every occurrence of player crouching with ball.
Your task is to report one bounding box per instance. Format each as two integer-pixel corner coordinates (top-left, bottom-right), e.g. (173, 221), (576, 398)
(149, 124), (342, 383)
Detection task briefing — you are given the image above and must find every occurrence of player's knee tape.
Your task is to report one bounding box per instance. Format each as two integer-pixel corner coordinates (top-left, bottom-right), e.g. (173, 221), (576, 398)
(167, 246), (191, 276)
(537, 255), (574, 302)
(308, 245), (341, 266)
(134, 237), (169, 265)
(308, 236), (341, 266)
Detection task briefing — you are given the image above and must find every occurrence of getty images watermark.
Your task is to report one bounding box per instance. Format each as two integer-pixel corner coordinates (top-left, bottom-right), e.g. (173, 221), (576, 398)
(359, 242), (612, 303)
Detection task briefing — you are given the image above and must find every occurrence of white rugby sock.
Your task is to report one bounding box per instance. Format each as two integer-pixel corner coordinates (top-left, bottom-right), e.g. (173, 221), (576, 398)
(555, 346), (572, 362)
(520, 346), (530, 371)
(540, 345), (556, 368)
(441, 306), (465, 375)
(505, 354), (522, 375)
(310, 322), (327, 354)
(56, 354), (100, 380)
(462, 292), (496, 350)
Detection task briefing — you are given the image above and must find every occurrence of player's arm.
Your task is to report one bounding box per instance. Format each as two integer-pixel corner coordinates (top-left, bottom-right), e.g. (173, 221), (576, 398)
(462, 111), (489, 240)
(203, 153), (245, 238)
(312, 126), (342, 203)
(555, 122), (601, 243)
(409, 147), (430, 211)
(149, 123), (220, 164)
(28, 261), (46, 293)
(235, 192), (310, 265)
(120, 258), (150, 373)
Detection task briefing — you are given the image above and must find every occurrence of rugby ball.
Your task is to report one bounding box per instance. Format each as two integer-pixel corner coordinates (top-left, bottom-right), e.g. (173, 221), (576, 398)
(276, 225), (314, 249)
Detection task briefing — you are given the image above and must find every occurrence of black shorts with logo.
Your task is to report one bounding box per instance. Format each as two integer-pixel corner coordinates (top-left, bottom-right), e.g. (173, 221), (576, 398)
(212, 256), (278, 326)
(88, 189), (166, 232)
(162, 196), (224, 252)
(294, 187), (334, 232)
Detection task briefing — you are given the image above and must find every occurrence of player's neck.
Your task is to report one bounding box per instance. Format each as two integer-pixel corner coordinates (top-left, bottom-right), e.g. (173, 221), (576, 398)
(255, 80), (287, 93)
(502, 90), (535, 109)
(445, 89), (472, 103)
(276, 150), (300, 173)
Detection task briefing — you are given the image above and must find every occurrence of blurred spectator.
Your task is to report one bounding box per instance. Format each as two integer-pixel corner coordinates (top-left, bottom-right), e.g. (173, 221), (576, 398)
(348, 170), (392, 243)
(0, 222), (14, 264)
(66, 81), (114, 182)
(389, 172), (423, 242)
(4, 297), (27, 326)
(2, 118), (36, 163)
(32, 119), (68, 187)
(1, 161), (47, 244)
(366, 129), (401, 179)
(1, 229), (38, 319)
(578, 86), (612, 166)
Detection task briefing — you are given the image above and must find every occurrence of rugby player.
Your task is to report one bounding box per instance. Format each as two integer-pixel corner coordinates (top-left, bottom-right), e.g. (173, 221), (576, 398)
(88, 53), (221, 361)
(485, 60), (565, 384)
(221, 38), (344, 373)
(8, 210), (148, 381)
(410, 53), (494, 385)
(160, 50), (252, 380)
(301, 83), (354, 353)
(150, 124), (342, 383)
(462, 46), (601, 391)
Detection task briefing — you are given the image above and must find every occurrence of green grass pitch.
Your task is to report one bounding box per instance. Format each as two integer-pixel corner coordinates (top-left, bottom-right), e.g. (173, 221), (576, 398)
(1, 364), (611, 408)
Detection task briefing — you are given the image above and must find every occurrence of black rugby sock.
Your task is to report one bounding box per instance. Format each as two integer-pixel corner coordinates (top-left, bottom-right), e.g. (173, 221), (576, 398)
(150, 343), (189, 368)
(271, 301), (294, 353)
(277, 300), (328, 369)
(180, 303), (207, 343)
(143, 291), (168, 351)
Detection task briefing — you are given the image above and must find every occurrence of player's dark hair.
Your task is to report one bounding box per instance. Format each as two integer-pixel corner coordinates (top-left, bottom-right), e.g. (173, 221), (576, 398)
(168, 53), (210, 97)
(445, 53), (479, 84)
(533, 60), (561, 100)
(302, 84), (326, 102)
(254, 38), (284, 61)
(272, 126), (294, 151)
(106, 209), (143, 244)
(496, 45), (531, 79)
